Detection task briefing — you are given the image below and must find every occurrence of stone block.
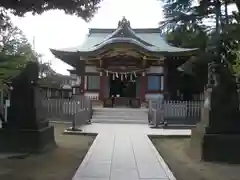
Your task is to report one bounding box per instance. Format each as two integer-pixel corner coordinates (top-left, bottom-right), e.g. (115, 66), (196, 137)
(202, 133), (240, 164)
(0, 125), (56, 153)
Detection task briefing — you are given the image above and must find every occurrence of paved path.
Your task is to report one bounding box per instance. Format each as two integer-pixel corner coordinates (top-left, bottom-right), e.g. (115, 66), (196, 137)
(72, 124), (191, 180)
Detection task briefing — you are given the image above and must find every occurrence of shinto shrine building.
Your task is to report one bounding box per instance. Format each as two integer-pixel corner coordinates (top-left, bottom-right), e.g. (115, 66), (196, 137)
(50, 17), (199, 107)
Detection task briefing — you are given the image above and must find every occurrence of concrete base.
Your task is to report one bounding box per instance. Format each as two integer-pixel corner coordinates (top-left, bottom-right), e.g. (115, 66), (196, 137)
(202, 133), (240, 164)
(0, 126), (56, 153)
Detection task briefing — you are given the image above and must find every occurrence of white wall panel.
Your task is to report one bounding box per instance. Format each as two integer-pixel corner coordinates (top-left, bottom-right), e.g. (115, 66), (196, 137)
(147, 66), (164, 74)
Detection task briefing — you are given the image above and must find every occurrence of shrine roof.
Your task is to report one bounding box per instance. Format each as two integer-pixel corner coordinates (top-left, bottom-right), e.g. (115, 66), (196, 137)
(50, 17), (198, 60)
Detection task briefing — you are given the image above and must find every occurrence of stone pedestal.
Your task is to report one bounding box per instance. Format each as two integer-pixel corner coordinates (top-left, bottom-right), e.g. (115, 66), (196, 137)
(0, 85), (56, 153)
(0, 126), (55, 153)
(190, 88), (240, 164)
(202, 133), (240, 164)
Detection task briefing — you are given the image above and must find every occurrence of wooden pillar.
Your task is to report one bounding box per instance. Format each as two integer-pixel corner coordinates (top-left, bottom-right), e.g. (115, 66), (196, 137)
(99, 72), (105, 101)
(79, 75), (85, 94)
(139, 72), (147, 101)
(76, 60), (85, 95)
(139, 57), (147, 101)
(98, 59), (105, 101)
(163, 60), (168, 99)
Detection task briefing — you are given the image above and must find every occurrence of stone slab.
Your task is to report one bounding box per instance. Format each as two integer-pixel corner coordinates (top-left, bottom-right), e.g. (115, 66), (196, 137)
(70, 123), (186, 180)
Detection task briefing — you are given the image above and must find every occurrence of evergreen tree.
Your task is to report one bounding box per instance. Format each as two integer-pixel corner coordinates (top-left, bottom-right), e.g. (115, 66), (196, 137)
(160, 0), (240, 74)
(0, 18), (36, 87)
(0, 0), (101, 21)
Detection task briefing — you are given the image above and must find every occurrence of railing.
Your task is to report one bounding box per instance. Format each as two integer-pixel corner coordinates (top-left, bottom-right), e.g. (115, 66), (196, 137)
(164, 100), (202, 121)
(42, 96), (92, 129)
(148, 99), (203, 127)
(148, 98), (164, 126)
(42, 99), (78, 119)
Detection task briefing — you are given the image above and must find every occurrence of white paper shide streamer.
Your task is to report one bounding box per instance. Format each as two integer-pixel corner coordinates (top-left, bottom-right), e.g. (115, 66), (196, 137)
(97, 68), (148, 81)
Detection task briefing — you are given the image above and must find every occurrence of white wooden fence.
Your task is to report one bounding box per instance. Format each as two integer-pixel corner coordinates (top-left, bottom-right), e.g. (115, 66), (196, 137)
(42, 99), (80, 118)
(164, 100), (202, 118)
(149, 99), (203, 126)
(42, 97), (92, 120)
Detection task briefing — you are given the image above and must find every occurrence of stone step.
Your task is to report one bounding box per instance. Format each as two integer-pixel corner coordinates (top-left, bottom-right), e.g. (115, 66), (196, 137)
(93, 110), (148, 113)
(92, 107), (148, 124)
(92, 118), (148, 122)
(92, 115), (148, 120)
(93, 108), (148, 113)
(94, 110), (148, 115)
(93, 112), (148, 116)
(91, 118), (148, 124)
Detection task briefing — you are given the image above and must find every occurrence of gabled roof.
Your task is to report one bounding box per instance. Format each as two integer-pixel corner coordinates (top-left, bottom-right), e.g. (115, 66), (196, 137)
(96, 18), (152, 47)
(50, 17), (198, 61)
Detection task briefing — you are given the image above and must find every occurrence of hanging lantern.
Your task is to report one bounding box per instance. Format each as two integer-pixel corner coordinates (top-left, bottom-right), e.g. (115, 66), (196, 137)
(116, 72), (119, 78)
(142, 72), (145, 76)
(106, 70), (109, 76)
(112, 73), (115, 80)
(125, 73), (127, 79)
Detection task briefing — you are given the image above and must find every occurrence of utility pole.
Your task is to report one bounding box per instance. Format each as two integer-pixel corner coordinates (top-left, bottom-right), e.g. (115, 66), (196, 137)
(33, 36), (36, 52)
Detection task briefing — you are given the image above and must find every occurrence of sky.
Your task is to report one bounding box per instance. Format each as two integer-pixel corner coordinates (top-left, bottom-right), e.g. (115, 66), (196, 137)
(10, 0), (164, 75)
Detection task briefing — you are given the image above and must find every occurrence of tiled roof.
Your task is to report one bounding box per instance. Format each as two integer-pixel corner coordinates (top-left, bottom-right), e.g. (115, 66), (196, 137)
(54, 31), (197, 53)
(50, 17), (198, 59)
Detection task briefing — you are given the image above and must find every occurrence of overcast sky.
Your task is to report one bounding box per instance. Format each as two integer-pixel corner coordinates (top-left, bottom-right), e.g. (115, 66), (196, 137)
(10, 0), (163, 75)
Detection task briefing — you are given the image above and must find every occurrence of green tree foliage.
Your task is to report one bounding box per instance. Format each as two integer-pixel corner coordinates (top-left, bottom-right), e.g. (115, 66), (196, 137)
(161, 0), (240, 74)
(0, 0), (102, 21)
(39, 61), (55, 79)
(38, 61), (63, 87)
(38, 60), (76, 89)
(165, 25), (209, 50)
(0, 54), (29, 85)
(160, 0), (240, 98)
(0, 17), (36, 87)
(0, 9), (74, 92)
(232, 49), (240, 75)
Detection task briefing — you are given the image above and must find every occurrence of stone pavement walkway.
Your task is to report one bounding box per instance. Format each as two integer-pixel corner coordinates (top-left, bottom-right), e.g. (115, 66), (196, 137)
(72, 124), (191, 180)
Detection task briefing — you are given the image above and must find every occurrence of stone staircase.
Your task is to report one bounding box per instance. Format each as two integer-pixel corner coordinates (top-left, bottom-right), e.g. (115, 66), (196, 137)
(91, 108), (148, 124)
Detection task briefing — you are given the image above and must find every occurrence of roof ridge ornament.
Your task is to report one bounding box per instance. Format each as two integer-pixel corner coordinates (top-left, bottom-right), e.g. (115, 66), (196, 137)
(118, 16), (131, 28)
